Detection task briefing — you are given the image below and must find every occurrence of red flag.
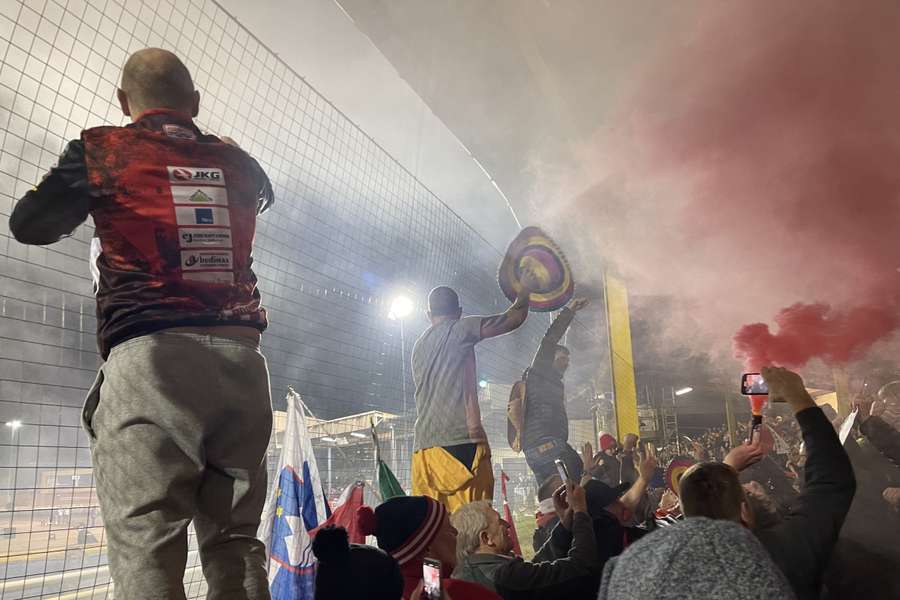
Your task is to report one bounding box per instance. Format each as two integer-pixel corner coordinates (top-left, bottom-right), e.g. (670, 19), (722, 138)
(311, 481), (367, 543)
(500, 471), (522, 556)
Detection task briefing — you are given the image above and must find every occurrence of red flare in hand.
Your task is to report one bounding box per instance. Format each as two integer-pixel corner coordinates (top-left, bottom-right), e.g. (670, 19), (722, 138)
(749, 394), (768, 417)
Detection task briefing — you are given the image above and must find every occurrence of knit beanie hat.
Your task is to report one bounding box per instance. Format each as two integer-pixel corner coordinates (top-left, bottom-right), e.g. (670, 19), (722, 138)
(357, 496), (447, 566)
(597, 517), (796, 600)
(599, 432), (618, 452)
(311, 525), (403, 600)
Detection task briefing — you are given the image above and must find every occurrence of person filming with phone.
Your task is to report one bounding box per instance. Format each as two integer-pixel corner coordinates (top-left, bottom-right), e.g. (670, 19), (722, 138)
(451, 480), (601, 599)
(679, 366), (856, 600)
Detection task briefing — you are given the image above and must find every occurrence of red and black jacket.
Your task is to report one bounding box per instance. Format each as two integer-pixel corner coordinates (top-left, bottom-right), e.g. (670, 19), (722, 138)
(9, 110), (273, 358)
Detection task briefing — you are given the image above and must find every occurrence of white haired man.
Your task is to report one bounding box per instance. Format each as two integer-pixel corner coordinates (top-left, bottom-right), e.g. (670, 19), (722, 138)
(451, 482), (601, 599)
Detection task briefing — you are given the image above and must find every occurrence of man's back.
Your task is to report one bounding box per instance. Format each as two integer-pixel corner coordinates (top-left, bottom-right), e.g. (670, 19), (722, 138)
(411, 315), (485, 449)
(8, 48), (277, 598)
(10, 109), (273, 358)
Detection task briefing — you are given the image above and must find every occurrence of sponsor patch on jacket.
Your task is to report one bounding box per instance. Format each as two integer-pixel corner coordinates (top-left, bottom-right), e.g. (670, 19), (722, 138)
(171, 185), (229, 206)
(183, 271), (235, 284)
(175, 206), (231, 227)
(167, 166), (225, 185)
(162, 124), (197, 140)
(178, 227), (233, 248)
(181, 250), (233, 271)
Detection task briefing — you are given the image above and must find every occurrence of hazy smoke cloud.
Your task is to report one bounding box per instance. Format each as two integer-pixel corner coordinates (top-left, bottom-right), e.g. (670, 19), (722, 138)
(555, 0), (900, 369)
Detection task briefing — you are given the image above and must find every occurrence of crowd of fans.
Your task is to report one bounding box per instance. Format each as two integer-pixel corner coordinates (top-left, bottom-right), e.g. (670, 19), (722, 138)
(312, 367), (900, 599)
(11, 46), (898, 600)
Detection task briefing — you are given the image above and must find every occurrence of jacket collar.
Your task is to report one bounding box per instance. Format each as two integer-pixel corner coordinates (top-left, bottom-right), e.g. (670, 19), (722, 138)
(465, 553), (514, 565)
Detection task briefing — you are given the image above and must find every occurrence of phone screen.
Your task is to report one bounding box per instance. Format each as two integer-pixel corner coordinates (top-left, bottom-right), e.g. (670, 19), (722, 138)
(423, 558), (441, 600)
(554, 458), (570, 483)
(741, 373), (768, 395)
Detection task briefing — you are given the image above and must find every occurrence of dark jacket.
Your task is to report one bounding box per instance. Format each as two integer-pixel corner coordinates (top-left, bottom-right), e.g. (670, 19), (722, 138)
(618, 449), (639, 486)
(754, 406), (856, 600)
(454, 512), (599, 600)
(740, 454), (798, 505)
(537, 509), (648, 570)
(860, 415), (900, 464)
(521, 308), (574, 450)
(823, 417), (900, 599)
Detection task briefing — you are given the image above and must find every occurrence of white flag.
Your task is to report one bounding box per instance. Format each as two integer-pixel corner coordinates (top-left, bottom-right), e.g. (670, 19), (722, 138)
(258, 390), (328, 599)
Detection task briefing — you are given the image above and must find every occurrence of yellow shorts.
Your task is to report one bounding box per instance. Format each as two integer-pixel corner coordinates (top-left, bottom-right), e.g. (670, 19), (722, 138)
(412, 442), (494, 513)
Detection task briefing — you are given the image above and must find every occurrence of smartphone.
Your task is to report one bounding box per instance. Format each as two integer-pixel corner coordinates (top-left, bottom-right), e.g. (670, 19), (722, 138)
(554, 458), (571, 483)
(423, 558), (441, 600)
(741, 373), (768, 395)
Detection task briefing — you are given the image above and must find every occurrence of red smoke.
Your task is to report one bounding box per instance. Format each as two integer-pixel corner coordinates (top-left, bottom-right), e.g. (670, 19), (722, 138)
(734, 303), (900, 371)
(618, 0), (900, 369)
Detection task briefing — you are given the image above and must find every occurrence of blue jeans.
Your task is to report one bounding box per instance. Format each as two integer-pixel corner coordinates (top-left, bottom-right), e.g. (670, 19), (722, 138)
(524, 439), (583, 486)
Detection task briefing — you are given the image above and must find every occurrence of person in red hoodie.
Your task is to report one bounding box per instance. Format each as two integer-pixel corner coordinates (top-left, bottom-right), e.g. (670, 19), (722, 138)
(357, 496), (501, 600)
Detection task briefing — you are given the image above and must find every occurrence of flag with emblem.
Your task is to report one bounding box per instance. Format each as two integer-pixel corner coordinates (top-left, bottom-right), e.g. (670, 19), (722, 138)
(259, 390), (328, 598)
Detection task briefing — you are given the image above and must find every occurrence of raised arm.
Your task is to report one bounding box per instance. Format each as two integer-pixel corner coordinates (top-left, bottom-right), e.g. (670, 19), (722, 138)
(481, 267), (541, 339)
(531, 298), (588, 369)
(759, 367), (856, 581)
(619, 444), (657, 513)
(480, 290), (531, 339)
(9, 140), (92, 245)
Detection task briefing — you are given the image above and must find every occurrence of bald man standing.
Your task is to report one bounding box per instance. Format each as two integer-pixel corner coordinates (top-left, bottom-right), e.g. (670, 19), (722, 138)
(10, 49), (274, 599)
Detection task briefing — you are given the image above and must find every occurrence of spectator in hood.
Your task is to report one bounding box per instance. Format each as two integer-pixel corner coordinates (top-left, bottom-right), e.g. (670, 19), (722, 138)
(597, 518), (796, 600)
(451, 482), (600, 600)
(357, 496), (501, 600)
(680, 367), (855, 600)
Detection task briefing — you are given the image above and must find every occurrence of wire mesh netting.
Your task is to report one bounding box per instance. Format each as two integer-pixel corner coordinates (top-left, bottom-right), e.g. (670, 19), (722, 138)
(0, 0), (606, 596)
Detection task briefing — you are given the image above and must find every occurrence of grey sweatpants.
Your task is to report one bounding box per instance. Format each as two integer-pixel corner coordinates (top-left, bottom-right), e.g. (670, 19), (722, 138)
(82, 331), (273, 600)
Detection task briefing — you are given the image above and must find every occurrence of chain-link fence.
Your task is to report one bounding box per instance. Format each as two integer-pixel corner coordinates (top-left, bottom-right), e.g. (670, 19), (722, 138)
(0, 0), (607, 596)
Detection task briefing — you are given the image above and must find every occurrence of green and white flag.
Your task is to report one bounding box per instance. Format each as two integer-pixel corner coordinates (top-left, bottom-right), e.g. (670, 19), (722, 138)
(371, 419), (405, 500)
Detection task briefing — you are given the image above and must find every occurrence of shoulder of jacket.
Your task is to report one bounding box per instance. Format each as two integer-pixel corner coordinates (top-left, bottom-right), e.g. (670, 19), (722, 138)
(81, 125), (123, 136)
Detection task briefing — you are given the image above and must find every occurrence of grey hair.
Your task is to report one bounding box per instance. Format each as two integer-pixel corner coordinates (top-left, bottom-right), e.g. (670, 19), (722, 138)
(450, 500), (493, 566)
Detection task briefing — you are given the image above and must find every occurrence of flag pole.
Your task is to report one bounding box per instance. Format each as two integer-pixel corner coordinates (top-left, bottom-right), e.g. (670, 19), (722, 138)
(370, 418), (385, 503)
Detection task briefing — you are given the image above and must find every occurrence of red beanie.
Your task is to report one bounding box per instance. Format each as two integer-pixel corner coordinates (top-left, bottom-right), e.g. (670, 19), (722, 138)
(356, 496), (447, 566)
(599, 432), (617, 452)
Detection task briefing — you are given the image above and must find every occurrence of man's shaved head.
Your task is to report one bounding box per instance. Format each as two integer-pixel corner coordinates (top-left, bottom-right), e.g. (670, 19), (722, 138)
(428, 286), (461, 318)
(118, 48), (198, 119)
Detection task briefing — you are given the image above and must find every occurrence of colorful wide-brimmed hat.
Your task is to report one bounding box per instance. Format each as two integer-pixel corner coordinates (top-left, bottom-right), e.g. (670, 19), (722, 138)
(498, 226), (574, 312)
(665, 456), (697, 495)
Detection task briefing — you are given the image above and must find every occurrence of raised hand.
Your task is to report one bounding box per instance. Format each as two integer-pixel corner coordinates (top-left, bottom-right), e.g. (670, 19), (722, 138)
(519, 265), (540, 294)
(761, 366), (816, 413)
(569, 297), (590, 312)
(552, 484), (575, 530)
(581, 442), (594, 472)
(638, 443), (658, 481)
(567, 482), (588, 514)
(724, 435), (765, 472)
